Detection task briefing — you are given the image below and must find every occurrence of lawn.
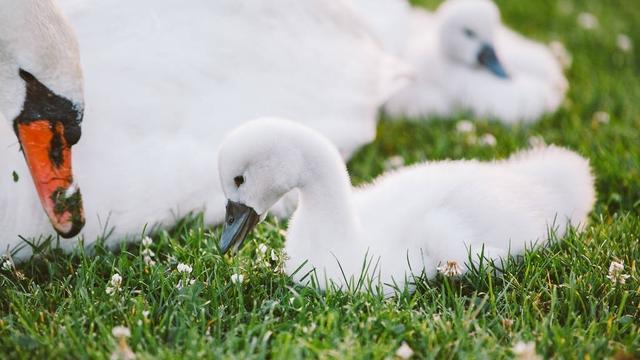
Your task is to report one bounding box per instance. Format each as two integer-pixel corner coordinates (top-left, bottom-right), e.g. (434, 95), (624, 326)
(1, 0), (639, 358)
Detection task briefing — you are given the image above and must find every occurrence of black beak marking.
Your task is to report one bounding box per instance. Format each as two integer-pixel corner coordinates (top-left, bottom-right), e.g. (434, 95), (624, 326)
(15, 69), (83, 145)
(219, 200), (260, 255)
(477, 44), (509, 79)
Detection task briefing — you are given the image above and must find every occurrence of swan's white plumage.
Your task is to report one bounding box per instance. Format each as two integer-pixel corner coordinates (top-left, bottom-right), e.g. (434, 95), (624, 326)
(344, 0), (412, 56)
(58, 0), (408, 155)
(218, 118), (595, 292)
(0, 0), (84, 120)
(1, 0), (408, 259)
(350, 0), (568, 123)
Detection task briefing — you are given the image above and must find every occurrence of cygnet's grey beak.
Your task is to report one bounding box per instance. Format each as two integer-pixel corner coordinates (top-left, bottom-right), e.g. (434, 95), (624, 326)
(219, 200), (260, 255)
(477, 43), (509, 79)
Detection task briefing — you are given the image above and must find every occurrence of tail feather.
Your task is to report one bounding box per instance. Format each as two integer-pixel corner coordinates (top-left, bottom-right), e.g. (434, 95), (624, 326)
(505, 145), (596, 230)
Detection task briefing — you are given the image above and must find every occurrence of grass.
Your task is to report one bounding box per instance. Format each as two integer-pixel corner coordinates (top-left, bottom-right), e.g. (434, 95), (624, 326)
(1, 0), (639, 358)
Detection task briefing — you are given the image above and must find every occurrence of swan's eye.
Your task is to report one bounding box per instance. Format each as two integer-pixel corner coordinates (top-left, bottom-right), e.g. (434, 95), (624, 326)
(234, 175), (245, 188)
(228, 216), (235, 225)
(463, 28), (476, 38)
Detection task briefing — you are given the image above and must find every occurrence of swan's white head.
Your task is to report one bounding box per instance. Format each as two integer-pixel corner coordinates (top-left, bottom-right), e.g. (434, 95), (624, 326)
(217, 118), (334, 254)
(0, 0), (86, 237)
(436, 0), (509, 78)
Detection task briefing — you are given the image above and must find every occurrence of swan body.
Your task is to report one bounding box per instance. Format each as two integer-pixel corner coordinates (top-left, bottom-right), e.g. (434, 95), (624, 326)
(218, 118), (595, 292)
(344, 0), (413, 57)
(58, 0), (407, 157)
(351, 0), (568, 123)
(2, 0), (407, 260)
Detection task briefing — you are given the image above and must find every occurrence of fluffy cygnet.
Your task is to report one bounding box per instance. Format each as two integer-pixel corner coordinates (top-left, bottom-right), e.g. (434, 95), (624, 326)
(217, 118), (595, 292)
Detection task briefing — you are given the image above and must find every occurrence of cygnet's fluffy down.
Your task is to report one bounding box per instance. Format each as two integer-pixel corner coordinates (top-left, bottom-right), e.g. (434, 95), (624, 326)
(350, 0), (568, 123)
(217, 118), (595, 292)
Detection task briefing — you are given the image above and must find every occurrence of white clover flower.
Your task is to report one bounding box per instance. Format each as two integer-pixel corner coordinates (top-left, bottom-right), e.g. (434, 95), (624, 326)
(106, 273), (123, 295)
(384, 155), (405, 171)
(142, 310), (150, 319)
(437, 261), (463, 277)
(479, 133), (497, 147)
(176, 263), (195, 288)
(230, 273), (244, 284)
(111, 326), (135, 360)
(456, 120), (475, 134)
(258, 244), (269, 255)
(617, 34), (633, 52)
(577, 12), (598, 30)
(110, 273), (123, 287)
(395, 341), (414, 359)
(1, 258), (13, 271)
(142, 236), (153, 247)
(143, 256), (156, 266)
(512, 341), (541, 360)
(141, 249), (155, 257)
(140, 240), (156, 266)
(592, 111), (610, 125)
(111, 326), (131, 338)
(177, 263), (193, 274)
(607, 260), (631, 285)
(549, 41), (572, 69)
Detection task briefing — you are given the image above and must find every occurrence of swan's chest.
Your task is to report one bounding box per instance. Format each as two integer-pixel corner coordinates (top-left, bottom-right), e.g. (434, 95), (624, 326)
(282, 210), (430, 289)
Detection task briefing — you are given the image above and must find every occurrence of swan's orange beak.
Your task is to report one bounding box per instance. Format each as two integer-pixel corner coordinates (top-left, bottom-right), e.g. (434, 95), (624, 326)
(16, 120), (85, 238)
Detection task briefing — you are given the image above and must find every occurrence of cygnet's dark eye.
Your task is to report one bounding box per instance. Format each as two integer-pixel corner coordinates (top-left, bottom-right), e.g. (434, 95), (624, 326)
(228, 216), (235, 225)
(463, 27), (476, 38)
(234, 175), (245, 188)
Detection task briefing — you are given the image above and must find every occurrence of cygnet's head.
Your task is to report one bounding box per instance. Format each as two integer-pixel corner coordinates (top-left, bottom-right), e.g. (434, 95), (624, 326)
(217, 118), (314, 254)
(436, 0), (509, 78)
(0, 0), (86, 237)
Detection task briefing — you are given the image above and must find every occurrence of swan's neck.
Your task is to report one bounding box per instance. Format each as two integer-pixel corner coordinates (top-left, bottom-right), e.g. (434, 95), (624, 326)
(0, 0), (83, 112)
(290, 141), (362, 249)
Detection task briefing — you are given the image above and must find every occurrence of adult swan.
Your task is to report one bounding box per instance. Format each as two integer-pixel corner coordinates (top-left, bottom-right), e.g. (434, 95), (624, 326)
(2, 0), (407, 260)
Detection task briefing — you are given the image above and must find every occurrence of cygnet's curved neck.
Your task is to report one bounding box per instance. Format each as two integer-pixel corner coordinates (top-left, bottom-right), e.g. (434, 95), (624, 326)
(293, 135), (361, 243)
